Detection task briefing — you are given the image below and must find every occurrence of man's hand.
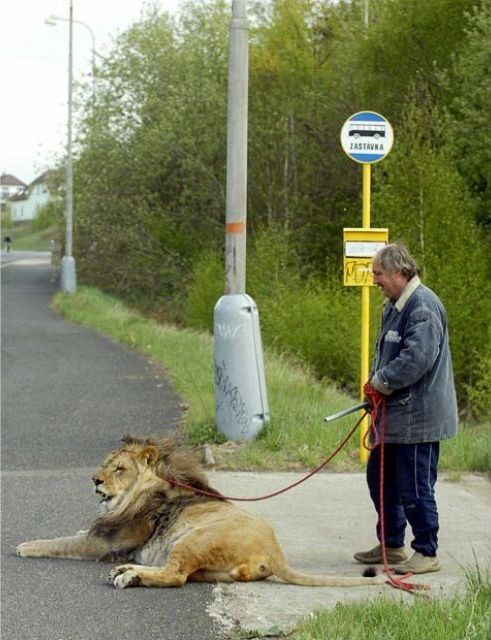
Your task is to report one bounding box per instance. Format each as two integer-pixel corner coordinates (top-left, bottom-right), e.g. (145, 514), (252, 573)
(368, 373), (393, 396)
(363, 381), (384, 407)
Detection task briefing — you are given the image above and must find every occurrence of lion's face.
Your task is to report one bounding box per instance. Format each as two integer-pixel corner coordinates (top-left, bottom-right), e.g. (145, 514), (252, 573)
(92, 446), (158, 510)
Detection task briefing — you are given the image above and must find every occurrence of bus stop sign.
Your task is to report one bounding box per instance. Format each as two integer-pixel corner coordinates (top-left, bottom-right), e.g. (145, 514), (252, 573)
(340, 111), (393, 164)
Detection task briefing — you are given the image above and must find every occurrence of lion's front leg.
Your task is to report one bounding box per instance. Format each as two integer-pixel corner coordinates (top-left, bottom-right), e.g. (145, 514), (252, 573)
(16, 533), (110, 560)
(110, 563), (188, 589)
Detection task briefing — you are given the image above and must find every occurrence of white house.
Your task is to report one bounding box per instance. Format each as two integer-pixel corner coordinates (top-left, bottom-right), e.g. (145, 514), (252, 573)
(10, 171), (54, 221)
(1, 173), (27, 209)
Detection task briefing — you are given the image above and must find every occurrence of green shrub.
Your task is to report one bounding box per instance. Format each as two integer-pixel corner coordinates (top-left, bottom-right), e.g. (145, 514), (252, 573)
(183, 250), (224, 332)
(31, 199), (63, 232)
(257, 280), (361, 390)
(466, 331), (491, 419)
(184, 227), (374, 393)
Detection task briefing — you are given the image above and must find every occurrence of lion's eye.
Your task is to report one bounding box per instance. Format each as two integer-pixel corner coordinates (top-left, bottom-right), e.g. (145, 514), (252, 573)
(115, 466), (125, 473)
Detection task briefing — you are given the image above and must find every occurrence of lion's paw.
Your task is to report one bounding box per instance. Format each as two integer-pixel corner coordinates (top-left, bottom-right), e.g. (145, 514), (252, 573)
(16, 541), (39, 557)
(110, 565), (141, 589)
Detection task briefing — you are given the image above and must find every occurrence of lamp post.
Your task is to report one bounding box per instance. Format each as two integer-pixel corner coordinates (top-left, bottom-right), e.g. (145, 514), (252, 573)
(45, 8), (103, 292)
(56, 0), (76, 292)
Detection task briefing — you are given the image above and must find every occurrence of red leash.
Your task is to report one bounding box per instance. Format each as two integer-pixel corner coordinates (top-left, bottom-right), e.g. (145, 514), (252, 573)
(165, 414), (364, 502)
(364, 383), (429, 596)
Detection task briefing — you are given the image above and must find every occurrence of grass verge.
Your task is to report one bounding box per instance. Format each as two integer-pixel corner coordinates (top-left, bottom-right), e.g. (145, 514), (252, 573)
(53, 286), (490, 473)
(293, 568), (491, 640)
(3, 221), (58, 252)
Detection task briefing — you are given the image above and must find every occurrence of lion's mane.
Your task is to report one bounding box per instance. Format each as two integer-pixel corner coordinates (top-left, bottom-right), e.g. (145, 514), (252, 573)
(89, 435), (223, 547)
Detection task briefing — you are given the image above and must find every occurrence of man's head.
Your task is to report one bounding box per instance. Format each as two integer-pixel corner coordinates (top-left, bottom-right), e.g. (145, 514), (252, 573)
(372, 243), (419, 301)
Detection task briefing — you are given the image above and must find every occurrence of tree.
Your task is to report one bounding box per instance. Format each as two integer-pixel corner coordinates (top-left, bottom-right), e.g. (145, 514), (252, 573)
(73, 2), (229, 305)
(444, 1), (491, 231)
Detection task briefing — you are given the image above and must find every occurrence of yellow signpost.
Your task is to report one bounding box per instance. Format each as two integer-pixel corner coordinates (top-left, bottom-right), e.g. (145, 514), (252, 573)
(343, 225), (389, 461)
(340, 112), (393, 462)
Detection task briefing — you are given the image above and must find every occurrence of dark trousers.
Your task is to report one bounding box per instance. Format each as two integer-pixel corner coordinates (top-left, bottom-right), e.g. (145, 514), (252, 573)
(366, 442), (440, 557)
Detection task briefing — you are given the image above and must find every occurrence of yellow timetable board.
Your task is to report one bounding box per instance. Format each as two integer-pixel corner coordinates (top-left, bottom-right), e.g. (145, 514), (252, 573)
(343, 228), (389, 286)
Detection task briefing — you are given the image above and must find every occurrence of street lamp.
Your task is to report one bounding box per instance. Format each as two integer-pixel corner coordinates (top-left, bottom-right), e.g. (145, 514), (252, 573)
(47, 1), (77, 292)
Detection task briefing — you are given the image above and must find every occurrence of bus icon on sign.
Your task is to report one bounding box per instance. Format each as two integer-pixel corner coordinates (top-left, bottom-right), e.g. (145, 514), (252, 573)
(348, 124), (386, 139)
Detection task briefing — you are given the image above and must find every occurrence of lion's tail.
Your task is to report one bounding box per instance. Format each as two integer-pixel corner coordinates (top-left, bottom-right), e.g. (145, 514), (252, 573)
(271, 560), (385, 587)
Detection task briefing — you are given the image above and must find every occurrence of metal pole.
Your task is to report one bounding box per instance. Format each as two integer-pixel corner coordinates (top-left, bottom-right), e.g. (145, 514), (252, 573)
(214, 0), (269, 441)
(66, 0), (73, 258)
(60, 0), (77, 292)
(359, 163), (371, 462)
(224, 0), (248, 295)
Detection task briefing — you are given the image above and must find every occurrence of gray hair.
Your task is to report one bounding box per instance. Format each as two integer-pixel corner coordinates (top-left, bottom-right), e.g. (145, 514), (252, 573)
(373, 243), (419, 279)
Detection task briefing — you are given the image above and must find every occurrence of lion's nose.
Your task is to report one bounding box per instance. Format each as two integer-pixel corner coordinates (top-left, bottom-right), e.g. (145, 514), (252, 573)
(92, 476), (103, 486)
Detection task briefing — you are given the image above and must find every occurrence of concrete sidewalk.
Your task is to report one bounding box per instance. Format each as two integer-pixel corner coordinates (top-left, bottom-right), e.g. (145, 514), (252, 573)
(205, 469), (491, 635)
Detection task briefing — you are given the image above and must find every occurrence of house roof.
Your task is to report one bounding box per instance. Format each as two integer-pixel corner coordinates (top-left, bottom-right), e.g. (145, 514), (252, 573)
(1, 173), (27, 187)
(29, 170), (51, 187)
(9, 169), (59, 203)
(28, 169), (59, 191)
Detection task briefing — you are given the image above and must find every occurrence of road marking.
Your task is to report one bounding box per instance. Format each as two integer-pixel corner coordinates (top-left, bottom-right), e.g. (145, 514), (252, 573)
(1, 467), (94, 477)
(1, 257), (51, 269)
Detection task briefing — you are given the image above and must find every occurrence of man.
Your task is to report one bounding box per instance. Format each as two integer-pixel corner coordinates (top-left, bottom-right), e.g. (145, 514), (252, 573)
(354, 243), (458, 574)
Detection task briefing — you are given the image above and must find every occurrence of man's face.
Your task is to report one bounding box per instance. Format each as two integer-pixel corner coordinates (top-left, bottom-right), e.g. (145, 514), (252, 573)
(372, 259), (408, 301)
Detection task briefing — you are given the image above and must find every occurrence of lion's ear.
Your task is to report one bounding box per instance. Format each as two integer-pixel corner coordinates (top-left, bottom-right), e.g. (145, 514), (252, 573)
(140, 446), (159, 467)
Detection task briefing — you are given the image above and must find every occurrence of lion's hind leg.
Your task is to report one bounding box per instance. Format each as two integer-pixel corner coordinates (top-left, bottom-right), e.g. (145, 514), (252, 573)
(109, 553), (272, 589)
(189, 560), (271, 584)
(188, 569), (235, 583)
(230, 560), (271, 582)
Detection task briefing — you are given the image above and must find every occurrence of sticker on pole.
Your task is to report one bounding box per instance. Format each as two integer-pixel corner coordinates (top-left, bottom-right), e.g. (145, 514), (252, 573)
(343, 228), (389, 286)
(340, 111), (393, 164)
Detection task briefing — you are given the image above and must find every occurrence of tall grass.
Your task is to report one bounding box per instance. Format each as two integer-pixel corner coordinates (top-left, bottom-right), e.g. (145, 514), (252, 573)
(53, 287), (365, 470)
(294, 569), (491, 640)
(53, 286), (490, 473)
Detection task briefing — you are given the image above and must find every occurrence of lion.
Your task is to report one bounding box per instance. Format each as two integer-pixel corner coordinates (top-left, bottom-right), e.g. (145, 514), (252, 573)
(17, 435), (385, 589)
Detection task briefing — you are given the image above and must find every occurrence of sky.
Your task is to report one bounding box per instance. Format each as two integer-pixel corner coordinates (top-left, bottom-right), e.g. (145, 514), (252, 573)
(1, 0), (183, 185)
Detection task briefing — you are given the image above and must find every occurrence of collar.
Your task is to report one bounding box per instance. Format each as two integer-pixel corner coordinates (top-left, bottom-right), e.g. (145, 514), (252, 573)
(395, 275), (421, 312)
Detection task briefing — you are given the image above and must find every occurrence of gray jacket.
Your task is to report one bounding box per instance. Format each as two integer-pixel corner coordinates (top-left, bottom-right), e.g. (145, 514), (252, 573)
(371, 276), (458, 444)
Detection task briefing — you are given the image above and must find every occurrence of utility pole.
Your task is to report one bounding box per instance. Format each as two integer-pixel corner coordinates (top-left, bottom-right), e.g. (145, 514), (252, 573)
(224, 0), (248, 294)
(213, 0), (269, 441)
(60, 0), (77, 292)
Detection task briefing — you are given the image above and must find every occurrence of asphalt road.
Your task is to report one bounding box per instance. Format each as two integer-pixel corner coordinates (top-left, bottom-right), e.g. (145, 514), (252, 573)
(1, 253), (219, 640)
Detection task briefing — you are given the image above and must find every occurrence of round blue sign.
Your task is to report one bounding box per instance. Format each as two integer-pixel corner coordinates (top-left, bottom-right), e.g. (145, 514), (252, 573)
(340, 111), (394, 164)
